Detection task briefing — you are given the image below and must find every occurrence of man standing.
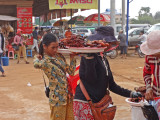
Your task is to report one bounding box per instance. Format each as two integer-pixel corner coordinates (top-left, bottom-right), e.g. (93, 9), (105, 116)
(65, 27), (72, 38)
(118, 30), (128, 59)
(32, 27), (39, 53)
(0, 27), (5, 77)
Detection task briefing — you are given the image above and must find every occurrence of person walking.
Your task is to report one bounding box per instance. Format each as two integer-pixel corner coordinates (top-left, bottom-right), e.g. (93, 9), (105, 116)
(0, 27), (6, 77)
(32, 27), (39, 53)
(118, 30), (128, 59)
(73, 26), (142, 120)
(14, 29), (29, 64)
(33, 33), (76, 120)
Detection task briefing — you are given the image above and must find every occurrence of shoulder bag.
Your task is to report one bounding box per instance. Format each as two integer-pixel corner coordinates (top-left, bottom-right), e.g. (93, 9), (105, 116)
(42, 71), (50, 98)
(80, 80), (116, 120)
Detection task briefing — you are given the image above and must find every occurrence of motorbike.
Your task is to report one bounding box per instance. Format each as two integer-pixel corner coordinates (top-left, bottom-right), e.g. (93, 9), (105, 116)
(135, 41), (145, 58)
(103, 45), (119, 59)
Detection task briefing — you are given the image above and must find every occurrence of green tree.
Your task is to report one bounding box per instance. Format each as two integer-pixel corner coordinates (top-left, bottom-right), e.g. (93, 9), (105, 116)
(154, 11), (160, 20)
(131, 7), (156, 24)
(130, 18), (139, 24)
(138, 15), (155, 24)
(139, 7), (151, 16)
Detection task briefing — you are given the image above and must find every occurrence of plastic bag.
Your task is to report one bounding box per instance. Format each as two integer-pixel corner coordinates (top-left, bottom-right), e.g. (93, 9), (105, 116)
(150, 98), (160, 119)
(131, 106), (146, 120)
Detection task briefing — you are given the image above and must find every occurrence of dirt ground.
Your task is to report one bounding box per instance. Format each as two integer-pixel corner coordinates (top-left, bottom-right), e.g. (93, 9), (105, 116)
(0, 49), (145, 120)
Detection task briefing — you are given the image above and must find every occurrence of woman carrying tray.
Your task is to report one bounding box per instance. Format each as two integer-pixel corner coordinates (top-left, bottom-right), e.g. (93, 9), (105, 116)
(33, 33), (76, 120)
(73, 26), (142, 119)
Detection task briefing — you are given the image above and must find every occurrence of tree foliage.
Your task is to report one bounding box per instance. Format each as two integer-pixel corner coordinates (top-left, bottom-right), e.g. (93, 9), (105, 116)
(130, 7), (160, 25)
(154, 11), (160, 20)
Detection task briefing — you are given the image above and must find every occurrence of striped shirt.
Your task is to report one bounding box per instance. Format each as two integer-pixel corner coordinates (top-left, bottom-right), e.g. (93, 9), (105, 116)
(143, 55), (160, 96)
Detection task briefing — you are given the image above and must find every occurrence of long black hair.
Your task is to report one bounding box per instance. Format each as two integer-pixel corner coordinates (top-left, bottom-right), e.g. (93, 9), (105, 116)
(39, 33), (58, 57)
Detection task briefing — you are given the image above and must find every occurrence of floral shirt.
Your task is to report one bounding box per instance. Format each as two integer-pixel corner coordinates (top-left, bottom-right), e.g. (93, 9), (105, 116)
(34, 53), (76, 106)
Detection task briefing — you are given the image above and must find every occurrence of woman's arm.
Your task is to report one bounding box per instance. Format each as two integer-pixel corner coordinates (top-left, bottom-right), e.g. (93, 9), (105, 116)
(143, 56), (154, 100)
(65, 55), (76, 76)
(108, 70), (131, 97)
(143, 56), (152, 90)
(14, 36), (18, 45)
(57, 53), (76, 76)
(33, 55), (46, 69)
(104, 58), (131, 97)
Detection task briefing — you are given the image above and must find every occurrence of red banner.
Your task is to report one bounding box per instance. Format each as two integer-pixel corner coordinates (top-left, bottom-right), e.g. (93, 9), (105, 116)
(17, 7), (33, 45)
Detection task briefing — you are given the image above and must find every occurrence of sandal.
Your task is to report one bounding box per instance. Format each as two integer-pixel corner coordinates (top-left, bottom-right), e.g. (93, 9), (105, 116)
(1, 74), (6, 77)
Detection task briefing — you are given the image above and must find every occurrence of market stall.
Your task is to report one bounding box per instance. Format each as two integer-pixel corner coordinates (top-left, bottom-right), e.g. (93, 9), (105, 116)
(0, 15), (18, 40)
(68, 16), (85, 25)
(84, 13), (110, 26)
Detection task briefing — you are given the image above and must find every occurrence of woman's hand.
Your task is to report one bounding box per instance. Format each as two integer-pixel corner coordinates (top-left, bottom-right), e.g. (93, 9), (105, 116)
(145, 89), (154, 100)
(37, 54), (43, 60)
(131, 91), (142, 98)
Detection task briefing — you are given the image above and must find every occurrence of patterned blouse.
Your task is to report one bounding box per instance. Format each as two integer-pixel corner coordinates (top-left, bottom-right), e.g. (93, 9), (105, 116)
(34, 53), (76, 106)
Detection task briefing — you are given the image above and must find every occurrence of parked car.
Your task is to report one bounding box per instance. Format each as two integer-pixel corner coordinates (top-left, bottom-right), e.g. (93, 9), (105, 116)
(72, 28), (92, 36)
(146, 23), (160, 34)
(128, 27), (149, 47)
(115, 24), (151, 35)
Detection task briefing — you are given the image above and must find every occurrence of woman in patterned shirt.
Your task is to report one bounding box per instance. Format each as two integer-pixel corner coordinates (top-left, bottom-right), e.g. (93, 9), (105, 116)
(34, 33), (76, 120)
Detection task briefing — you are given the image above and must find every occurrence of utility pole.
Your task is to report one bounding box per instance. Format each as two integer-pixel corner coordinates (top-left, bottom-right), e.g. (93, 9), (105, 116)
(98, 0), (100, 26)
(122, 0), (125, 32)
(110, 0), (116, 34)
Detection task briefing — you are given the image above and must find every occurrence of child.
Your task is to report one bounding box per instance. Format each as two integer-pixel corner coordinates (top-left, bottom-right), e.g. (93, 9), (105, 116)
(140, 30), (160, 100)
(33, 33), (76, 120)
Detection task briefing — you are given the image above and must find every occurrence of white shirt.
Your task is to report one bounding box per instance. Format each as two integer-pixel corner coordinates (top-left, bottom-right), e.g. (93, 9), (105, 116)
(138, 34), (147, 42)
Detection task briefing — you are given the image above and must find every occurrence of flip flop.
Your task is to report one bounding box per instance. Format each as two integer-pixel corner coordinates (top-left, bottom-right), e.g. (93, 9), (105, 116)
(1, 75), (6, 77)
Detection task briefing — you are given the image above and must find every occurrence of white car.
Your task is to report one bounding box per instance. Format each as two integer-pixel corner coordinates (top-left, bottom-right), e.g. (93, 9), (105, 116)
(72, 28), (92, 36)
(146, 23), (160, 34)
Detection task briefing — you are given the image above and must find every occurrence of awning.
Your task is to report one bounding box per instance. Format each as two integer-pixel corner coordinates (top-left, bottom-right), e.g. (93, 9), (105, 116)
(0, 15), (19, 21)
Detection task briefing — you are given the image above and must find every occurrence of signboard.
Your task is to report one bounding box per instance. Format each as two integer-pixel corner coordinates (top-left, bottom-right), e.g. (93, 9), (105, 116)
(17, 7), (33, 45)
(49, 0), (98, 10)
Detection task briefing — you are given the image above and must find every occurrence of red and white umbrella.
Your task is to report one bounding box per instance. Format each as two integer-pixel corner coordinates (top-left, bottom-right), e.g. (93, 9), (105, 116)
(84, 13), (110, 23)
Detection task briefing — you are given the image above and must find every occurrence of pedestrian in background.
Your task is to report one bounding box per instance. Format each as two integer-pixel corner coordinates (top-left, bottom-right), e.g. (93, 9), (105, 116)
(14, 29), (29, 64)
(38, 27), (44, 38)
(0, 27), (6, 77)
(134, 30), (147, 55)
(32, 27), (39, 53)
(118, 30), (128, 59)
(138, 30), (147, 43)
(65, 27), (72, 38)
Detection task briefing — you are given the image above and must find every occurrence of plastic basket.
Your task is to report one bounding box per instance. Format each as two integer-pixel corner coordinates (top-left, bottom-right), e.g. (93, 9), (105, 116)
(1, 57), (9, 66)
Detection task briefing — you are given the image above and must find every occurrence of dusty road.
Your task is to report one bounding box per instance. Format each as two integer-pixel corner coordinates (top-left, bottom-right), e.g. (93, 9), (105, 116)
(0, 52), (145, 120)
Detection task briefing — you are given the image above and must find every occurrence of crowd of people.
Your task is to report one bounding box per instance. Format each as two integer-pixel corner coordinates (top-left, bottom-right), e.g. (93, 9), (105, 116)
(33, 26), (145, 120)
(1, 25), (160, 119)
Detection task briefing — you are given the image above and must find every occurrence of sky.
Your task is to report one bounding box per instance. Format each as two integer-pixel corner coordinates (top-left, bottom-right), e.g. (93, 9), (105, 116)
(74, 0), (160, 18)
